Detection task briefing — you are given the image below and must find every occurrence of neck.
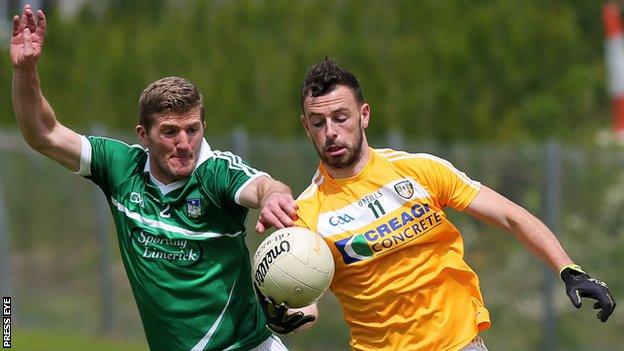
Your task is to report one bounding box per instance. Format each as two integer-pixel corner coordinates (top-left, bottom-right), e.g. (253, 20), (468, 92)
(149, 163), (178, 185)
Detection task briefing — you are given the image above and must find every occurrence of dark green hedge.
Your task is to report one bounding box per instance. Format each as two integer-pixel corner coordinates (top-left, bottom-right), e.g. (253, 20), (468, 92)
(0, 0), (610, 142)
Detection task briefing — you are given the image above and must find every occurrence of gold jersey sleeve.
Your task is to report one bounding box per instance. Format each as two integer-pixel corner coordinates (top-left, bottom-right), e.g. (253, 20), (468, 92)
(295, 148), (490, 351)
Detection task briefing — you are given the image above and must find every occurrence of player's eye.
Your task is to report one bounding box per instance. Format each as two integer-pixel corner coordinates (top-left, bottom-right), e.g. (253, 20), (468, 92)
(162, 129), (176, 137)
(312, 120), (325, 128)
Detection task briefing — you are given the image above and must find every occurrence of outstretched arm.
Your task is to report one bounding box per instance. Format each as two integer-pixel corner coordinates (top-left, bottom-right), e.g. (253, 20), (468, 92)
(465, 186), (616, 322)
(238, 176), (298, 233)
(464, 186), (572, 271)
(11, 4), (81, 171)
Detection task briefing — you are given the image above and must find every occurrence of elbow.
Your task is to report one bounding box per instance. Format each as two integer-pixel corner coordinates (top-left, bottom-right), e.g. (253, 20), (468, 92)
(22, 132), (54, 153)
(505, 206), (539, 235)
(24, 135), (48, 152)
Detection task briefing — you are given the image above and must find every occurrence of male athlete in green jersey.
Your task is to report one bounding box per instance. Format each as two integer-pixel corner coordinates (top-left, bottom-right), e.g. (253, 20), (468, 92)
(10, 5), (314, 350)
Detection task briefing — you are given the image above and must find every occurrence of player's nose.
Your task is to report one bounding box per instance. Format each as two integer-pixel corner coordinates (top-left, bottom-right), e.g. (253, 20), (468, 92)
(324, 121), (338, 140)
(175, 131), (191, 150)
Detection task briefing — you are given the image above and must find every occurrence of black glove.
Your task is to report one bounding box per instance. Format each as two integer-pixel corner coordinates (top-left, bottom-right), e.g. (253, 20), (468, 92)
(254, 283), (316, 334)
(560, 265), (616, 322)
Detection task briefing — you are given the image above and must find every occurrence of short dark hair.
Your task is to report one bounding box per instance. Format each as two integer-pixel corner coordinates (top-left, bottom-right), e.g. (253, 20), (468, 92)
(139, 76), (204, 130)
(300, 57), (363, 112)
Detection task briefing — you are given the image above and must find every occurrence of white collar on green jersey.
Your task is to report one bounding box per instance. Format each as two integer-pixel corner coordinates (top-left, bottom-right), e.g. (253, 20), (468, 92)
(144, 138), (213, 195)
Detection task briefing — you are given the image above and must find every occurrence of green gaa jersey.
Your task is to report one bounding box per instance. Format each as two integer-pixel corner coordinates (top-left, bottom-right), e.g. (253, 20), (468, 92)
(78, 136), (272, 351)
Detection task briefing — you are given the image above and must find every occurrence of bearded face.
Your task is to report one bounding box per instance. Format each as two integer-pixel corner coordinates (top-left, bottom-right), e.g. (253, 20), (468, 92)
(302, 85), (371, 177)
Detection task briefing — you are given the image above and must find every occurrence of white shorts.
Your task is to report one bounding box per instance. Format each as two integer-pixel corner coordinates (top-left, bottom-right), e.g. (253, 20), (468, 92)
(250, 334), (289, 351)
(459, 336), (488, 351)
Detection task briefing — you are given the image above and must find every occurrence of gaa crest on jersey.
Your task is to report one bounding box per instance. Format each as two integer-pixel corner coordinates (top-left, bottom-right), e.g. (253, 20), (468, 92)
(394, 180), (414, 199)
(186, 198), (202, 218)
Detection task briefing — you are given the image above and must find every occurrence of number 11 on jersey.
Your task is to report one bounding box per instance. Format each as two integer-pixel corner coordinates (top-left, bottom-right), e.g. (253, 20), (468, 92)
(367, 200), (386, 218)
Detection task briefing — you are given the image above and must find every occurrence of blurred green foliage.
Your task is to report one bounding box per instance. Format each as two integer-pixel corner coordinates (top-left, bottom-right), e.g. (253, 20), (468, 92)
(0, 0), (610, 142)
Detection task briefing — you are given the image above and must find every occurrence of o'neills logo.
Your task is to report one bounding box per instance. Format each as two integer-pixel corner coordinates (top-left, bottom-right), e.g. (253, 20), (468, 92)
(254, 240), (291, 286)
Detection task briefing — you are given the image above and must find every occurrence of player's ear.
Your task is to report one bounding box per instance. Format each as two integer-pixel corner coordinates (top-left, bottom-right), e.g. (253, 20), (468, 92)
(300, 114), (312, 139)
(360, 103), (370, 129)
(136, 124), (148, 147)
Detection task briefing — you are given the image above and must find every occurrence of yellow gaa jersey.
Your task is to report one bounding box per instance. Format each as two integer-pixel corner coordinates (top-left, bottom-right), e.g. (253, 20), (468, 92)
(295, 148), (491, 351)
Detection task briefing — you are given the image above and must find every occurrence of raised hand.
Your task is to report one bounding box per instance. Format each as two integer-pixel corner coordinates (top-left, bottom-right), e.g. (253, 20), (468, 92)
(10, 4), (47, 70)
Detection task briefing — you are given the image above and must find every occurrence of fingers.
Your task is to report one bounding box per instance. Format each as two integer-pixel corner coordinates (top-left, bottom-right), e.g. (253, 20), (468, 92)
(264, 302), (315, 334)
(567, 289), (582, 308)
(37, 10), (47, 29)
(289, 314), (316, 330)
(283, 310), (305, 324)
(272, 303), (288, 320)
(573, 283), (616, 322)
(25, 6), (37, 34)
(36, 10), (47, 38)
(256, 193), (299, 233)
(594, 293), (616, 322)
(23, 28), (33, 56)
(12, 15), (21, 36)
(279, 195), (298, 219)
(270, 196), (298, 226)
(15, 4), (45, 29)
(291, 312), (316, 330)
(280, 310), (316, 332)
(256, 212), (283, 234)
(20, 8), (27, 33)
(592, 301), (612, 323)
(12, 5), (46, 40)
(255, 221), (266, 234)
(597, 307), (613, 323)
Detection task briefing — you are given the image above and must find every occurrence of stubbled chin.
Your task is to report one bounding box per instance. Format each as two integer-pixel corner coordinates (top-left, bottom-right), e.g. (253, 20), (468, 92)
(169, 161), (195, 176)
(171, 156), (194, 165)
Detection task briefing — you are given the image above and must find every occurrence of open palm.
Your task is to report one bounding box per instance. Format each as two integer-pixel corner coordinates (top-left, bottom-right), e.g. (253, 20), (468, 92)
(10, 4), (47, 70)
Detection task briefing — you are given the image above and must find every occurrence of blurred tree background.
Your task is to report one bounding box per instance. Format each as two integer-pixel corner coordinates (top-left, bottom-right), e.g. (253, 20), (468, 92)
(1, 1), (623, 351)
(0, 0), (610, 142)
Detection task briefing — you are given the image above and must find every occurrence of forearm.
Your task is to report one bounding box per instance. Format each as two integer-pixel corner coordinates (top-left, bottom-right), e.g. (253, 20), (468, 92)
(241, 176), (297, 233)
(466, 187), (573, 273)
(505, 207), (573, 272)
(257, 178), (292, 208)
(12, 68), (58, 150)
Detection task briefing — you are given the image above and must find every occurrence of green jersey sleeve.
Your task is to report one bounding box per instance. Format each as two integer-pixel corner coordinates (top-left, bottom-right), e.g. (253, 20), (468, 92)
(199, 150), (269, 210)
(79, 136), (147, 196)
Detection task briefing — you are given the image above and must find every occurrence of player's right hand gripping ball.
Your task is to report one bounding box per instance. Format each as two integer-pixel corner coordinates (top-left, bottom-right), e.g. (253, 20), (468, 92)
(560, 265), (616, 322)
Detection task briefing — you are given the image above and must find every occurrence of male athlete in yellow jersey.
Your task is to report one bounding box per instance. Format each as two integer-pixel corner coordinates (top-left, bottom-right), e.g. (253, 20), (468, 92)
(280, 58), (616, 351)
